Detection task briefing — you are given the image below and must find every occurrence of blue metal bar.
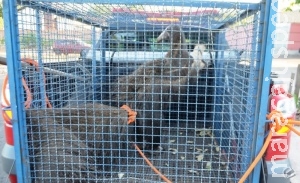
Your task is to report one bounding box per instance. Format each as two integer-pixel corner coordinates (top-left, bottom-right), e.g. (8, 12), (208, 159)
(100, 30), (108, 101)
(20, 0), (261, 10)
(215, 30), (226, 87)
(3, 0), (29, 182)
(242, 11), (261, 183)
(35, 9), (47, 107)
(218, 9), (257, 29)
(213, 29), (226, 144)
(92, 27), (97, 101)
(20, 0), (105, 28)
(252, 1), (277, 182)
(92, 29), (107, 101)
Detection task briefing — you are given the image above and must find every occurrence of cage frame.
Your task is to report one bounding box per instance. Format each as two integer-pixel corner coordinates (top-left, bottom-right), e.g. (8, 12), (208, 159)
(2, 0), (276, 182)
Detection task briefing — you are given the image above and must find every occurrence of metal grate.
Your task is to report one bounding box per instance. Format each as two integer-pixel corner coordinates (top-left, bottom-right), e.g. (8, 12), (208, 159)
(2, 0), (274, 182)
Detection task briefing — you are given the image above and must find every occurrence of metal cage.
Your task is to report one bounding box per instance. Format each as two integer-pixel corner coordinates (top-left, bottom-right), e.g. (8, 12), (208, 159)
(2, 0), (276, 182)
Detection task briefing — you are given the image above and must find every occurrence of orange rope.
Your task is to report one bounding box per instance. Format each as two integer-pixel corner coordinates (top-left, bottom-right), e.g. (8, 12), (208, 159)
(5, 58), (300, 182)
(266, 110), (300, 135)
(21, 58), (52, 108)
(286, 124), (300, 136)
(239, 110), (300, 183)
(5, 58), (170, 182)
(120, 104), (172, 183)
(134, 144), (172, 183)
(2, 58), (52, 108)
(288, 120), (300, 125)
(238, 128), (273, 183)
(3, 74), (32, 109)
(120, 105), (137, 124)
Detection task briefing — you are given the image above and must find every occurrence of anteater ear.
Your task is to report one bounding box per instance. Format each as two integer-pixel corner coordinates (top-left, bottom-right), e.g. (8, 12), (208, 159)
(157, 27), (171, 43)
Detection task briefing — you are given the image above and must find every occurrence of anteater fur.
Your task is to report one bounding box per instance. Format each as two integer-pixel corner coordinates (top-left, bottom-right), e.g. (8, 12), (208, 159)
(107, 25), (205, 151)
(27, 103), (136, 182)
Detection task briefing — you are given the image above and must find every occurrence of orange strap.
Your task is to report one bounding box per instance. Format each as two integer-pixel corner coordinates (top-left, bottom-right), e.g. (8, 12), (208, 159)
(120, 105), (137, 124)
(120, 105), (172, 183)
(134, 144), (172, 183)
(5, 58), (170, 182)
(21, 58), (52, 108)
(239, 110), (300, 183)
(3, 75), (33, 109)
(238, 127), (273, 183)
(267, 110), (300, 134)
(3, 58), (52, 108)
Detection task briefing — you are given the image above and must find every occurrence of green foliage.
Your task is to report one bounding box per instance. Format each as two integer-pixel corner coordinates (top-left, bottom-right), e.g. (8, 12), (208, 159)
(18, 33), (55, 49)
(285, 7), (293, 12)
(295, 94), (300, 110)
(0, 5), (2, 18)
(0, 4), (3, 29)
(42, 39), (54, 48)
(20, 33), (37, 48)
(284, 0), (300, 12)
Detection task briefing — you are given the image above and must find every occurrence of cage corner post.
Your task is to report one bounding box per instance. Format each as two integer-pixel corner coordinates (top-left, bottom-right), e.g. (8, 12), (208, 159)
(35, 8), (47, 107)
(2, 0), (31, 182)
(252, 1), (277, 182)
(213, 29), (226, 140)
(92, 28), (108, 102)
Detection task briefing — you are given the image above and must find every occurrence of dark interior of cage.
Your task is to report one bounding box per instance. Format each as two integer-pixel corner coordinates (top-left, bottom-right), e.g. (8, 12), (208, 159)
(23, 63), (243, 182)
(22, 24), (252, 183)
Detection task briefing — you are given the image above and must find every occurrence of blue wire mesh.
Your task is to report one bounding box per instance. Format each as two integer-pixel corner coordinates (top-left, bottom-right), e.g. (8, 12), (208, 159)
(6, 0), (267, 182)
